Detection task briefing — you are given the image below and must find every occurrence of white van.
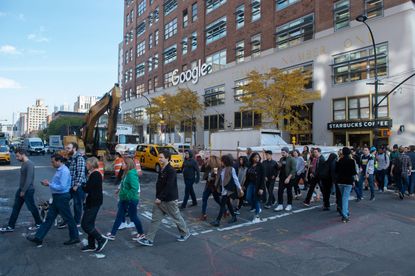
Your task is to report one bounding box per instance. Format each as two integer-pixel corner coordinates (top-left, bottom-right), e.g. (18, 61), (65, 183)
(22, 137), (45, 155)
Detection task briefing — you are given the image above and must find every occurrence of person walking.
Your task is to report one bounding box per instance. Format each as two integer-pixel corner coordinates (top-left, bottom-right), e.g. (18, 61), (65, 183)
(275, 147), (296, 212)
(138, 150), (190, 247)
(113, 152), (124, 184)
(26, 154), (80, 247)
(407, 145), (415, 197)
(376, 146), (390, 192)
(210, 155), (243, 227)
(59, 142), (87, 229)
(303, 148), (325, 206)
(292, 149), (305, 199)
(244, 152), (265, 221)
(105, 158), (145, 241)
(235, 156), (249, 213)
(180, 150), (200, 209)
(320, 153), (337, 211)
(80, 157), (108, 252)
(262, 150), (278, 209)
(0, 149), (42, 233)
(301, 146), (310, 190)
(335, 147), (357, 223)
(200, 155), (222, 221)
(391, 146), (412, 200)
(356, 147), (376, 201)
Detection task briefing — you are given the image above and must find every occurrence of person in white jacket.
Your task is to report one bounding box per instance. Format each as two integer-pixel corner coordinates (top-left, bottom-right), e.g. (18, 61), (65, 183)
(356, 147), (376, 201)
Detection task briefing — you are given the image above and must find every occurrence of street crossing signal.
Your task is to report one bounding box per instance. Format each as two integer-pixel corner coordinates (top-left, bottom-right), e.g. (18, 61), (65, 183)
(291, 136), (296, 144)
(378, 128), (391, 137)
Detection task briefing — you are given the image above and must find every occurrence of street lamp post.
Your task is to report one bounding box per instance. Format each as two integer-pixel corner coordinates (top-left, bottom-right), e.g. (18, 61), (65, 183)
(140, 94), (152, 144)
(356, 15), (379, 147)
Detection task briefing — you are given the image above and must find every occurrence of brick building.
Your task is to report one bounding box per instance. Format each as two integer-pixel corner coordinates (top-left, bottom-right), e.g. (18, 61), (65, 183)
(121, 0), (415, 147)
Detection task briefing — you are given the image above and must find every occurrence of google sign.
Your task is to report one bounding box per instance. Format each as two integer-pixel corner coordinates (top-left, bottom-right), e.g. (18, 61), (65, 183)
(172, 59), (212, 86)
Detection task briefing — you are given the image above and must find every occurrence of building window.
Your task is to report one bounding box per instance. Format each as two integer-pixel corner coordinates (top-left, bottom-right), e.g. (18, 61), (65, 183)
(333, 42), (388, 84)
(164, 18), (178, 40)
(251, 0), (261, 22)
(276, 0), (300, 10)
(206, 16), (227, 45)
(235, 41), (244, 63)
(191, 32), (197, 51)
(234, 111), (261, 129)
(348, 96), (370, 120)
(148, 34), (153, 49)
(164, 71), (174, 88)
(192, 2), (198, 22)
(183, 9), (188, 28)
(136, 83), (145, 96)
(148, 57), (153, 72)
(276, 14), (314, 49)
(154, 76), (159, 88)
(155, 30), (159, 46)
(204, 85), (225, 107)
(134, 107), (144, 120)
(333, 99), (346, 121)
(163, 44), (177, 64)
(136, 62), (145, 78)
(182, 37), (188, 55)
(251, 33), (261, 58)
(138, 0), (146, 16)
(373, 94), (388, 118)
(136, 21), (146, 38)
(234, 78), (249, 101)
(137, 41), (145, 56)
(206, 49), (227, 72)
(235, 5), (244, 29)
(164, 0), (177, 16)
(154, 7), (159, 22)
(334, 0), (349, 31)
(148, 79), (153, 92)
(204, 114), (224, 131)
(206, 0), (227, 14)
(365, 0), (383, 19)
(283, 62), (314, 89)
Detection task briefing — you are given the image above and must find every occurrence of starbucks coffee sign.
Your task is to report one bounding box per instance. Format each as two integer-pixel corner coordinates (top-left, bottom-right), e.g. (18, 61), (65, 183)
(172, 60), (212, 86)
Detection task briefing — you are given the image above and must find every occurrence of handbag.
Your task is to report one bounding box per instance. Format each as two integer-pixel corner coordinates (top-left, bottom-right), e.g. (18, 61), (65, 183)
(224, 176), (237, 193)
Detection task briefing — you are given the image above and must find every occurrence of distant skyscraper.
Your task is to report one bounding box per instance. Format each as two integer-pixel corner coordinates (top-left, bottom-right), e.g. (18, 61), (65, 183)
(27, 99), (48, 133)
(74, 96), (99, 113)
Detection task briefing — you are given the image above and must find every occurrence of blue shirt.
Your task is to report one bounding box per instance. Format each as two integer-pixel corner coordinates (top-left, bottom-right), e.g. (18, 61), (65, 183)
(49, 165), (72, 194)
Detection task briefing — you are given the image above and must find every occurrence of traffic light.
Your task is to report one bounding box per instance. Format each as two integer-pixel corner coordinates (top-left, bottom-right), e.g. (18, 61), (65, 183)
(291, 136), (296, 145)
(379, 128), (391, 137)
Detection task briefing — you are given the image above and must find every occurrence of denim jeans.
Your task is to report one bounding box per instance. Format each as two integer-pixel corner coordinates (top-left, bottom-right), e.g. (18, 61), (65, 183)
(357, 173), (374, 199)
(201, 186), (221, 215)
(8, 189), (42, 228)
(376, 169), (387, 190)
(35, 193), (79, 241)
(246, 183), (260, 215)
(181, 179), (197, 208)
(338, 184), (352, 219)
(111, 200), (143, 236)
(81, 206), (105, 247)
(410, 172), (415, 194)
(70, 187), (85, 225)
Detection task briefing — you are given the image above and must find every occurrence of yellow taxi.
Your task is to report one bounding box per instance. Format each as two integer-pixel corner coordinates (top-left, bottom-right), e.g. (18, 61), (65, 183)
(0, 146), (11, 165)
(135, 144), (183, 172)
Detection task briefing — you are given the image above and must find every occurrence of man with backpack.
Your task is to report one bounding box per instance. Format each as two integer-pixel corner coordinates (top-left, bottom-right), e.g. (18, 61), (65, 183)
(59, 142), (87, 229)
(356, 147), (375, 202)
(391, 146), (412, 199)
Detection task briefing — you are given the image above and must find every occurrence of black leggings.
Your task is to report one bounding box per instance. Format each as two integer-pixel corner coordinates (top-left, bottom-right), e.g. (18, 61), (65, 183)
(216, 195), (235, 220)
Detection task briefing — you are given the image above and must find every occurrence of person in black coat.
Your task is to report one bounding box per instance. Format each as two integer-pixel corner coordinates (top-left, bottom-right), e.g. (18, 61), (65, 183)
(262, 150), (279, 208)
(81, 157), (108, 252)
(320, 153), (337, 211)
(245, 152), (265, 221)
(180, 150), (200, 209)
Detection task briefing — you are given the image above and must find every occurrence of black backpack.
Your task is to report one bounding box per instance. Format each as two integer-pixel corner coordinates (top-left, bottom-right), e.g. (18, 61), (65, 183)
(319, 159), (331, 180)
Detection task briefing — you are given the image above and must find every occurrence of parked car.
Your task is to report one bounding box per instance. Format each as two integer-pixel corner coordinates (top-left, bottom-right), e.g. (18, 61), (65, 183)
(0, 146), (11, 165)
(135, 144), (183, 172)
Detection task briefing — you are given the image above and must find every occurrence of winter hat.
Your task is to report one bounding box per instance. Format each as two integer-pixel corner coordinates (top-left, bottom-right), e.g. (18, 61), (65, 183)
(281, 147), (290, 153)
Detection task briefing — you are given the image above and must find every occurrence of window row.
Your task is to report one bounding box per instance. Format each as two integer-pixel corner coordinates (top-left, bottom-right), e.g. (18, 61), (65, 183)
(333, 94), (389, 121)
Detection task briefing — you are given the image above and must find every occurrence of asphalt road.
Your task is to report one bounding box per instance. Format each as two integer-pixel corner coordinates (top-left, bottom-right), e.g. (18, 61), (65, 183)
(1, 154), (415, 276)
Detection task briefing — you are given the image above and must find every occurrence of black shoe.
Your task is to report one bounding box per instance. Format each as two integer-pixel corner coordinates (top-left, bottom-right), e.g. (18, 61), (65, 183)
(96, 238), (108, 252)
(228, 216), (237, 224)
(81, 245), (96, 252)
(370, 195), (375, 201)
(364, 187), (369, 191)
(179, 205), (186, 210)
(399, 192), (404, 200)
(355, 198), (361, 202)
(342, 217), (349, 223)
(63, 238), (81, 245)
(57, 222), (67, 229)
(322, 207), (330, 211)
(190, 203), (197, 207)
(210, 220), (220, 227)
(27, 235), (43, 247)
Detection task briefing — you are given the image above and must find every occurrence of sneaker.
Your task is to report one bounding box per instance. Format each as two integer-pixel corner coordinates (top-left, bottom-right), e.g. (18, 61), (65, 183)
(258, 208), (262, 214)
(28, 225), (40, 231)
(383, 187), (388, 192)
(138, 238), (153, 247)
(118, 222), (127, 230)
(234, 209), (241, 215)
(132, 234), (146, 241)
(370, 195), (375, 201)
(26, 235), (43, 247)
(228, 216), (237, 224)
(57, 222), (67, 229)
(177, 233), (191, 242)
(200, 214), (208, 221)
(78, 230), (83, 235)
(96, 238), (108, 252)
(249, 208), (256, 213)
(264, 205), (271, 209)
(342, 217), (349, 223)
(355, 198), (361, 202)
(303, 202), (310, 207)
(81, 245), (96, 252)
(63, 238), (81, 245)
(0, 226), (14, 233)
(274, 204), (283, 212)
(103, 232), (115, 240)
(252, 216), (261, 223)
(285, 205), (292, 211)
(76, 224), (81, 228)
(210, 220), (220, 227)
(126, 222), (135, 228)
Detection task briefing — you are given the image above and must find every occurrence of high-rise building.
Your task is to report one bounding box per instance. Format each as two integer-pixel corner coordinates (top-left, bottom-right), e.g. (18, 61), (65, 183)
(19, 112), (28, 136)
(121, 0), (415, 147)
(27, 99), (48, 133)
(73, 96), (100, 113)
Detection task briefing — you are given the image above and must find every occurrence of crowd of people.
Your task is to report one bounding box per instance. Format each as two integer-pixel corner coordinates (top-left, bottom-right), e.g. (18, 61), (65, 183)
(0, 142), (414, 251)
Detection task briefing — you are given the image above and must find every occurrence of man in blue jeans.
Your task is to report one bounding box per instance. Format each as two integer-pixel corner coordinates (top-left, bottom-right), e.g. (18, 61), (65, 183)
(27, 154), (80, 247)
(58, 142), (86, 229)
(0, 149), (42, 233)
